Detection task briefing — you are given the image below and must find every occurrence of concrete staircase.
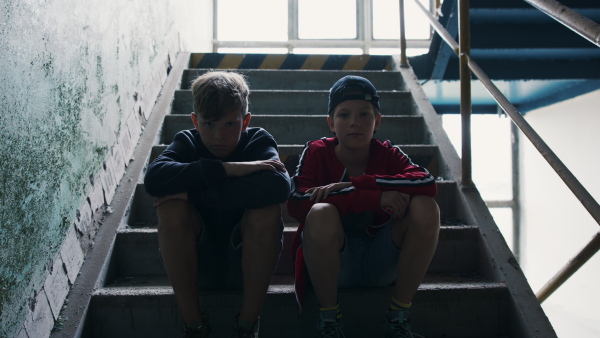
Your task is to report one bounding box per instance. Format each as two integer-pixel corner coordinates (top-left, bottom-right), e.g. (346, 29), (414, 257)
(64, 53), (556, 337)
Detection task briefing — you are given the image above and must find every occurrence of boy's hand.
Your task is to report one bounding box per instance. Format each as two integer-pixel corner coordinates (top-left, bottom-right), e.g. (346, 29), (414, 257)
(154, 192), (189, 207)
(223, 160), (286, 177)
(381, 191), (410, 219)
(307, 182), (353, 203)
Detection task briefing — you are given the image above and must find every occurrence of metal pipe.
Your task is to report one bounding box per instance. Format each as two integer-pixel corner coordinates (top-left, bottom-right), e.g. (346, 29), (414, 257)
(399, 0), (408, 66)
(408, 0), (600, 302)
(409, 0), (459, 54)
(466, 56), (600, 228)
(511, 121), (521, 261)
(537, 232), (600, 303)
(459, 0), (473, 187)
(524, 0), (600, 48)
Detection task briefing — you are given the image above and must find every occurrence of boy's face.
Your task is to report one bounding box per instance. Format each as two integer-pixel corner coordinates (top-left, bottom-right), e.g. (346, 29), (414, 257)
(191, 106), (251, 160)
(328, 100), (381, 149)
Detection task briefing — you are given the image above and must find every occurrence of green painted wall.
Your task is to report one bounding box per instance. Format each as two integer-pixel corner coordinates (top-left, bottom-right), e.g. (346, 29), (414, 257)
(0, 0), (211, 336)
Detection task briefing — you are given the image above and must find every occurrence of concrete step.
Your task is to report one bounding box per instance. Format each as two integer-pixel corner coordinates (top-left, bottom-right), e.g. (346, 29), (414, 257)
(159, 114), (430, 145)
(149, 143), (444, 179)
(171, 89), (417, 115)
(84, 275), (509, 338)
(128, 180), (463, 228)
(181, 69), (406, 91)
(106, 224), (480, 284)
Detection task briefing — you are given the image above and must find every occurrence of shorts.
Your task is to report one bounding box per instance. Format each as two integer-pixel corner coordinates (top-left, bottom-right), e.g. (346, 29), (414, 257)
(195, 216), (284, 290)
(195, 221), (245, 290)
(337, 221), (400, 288)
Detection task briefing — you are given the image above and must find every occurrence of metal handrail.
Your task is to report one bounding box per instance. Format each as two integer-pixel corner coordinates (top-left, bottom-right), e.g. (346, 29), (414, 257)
(524, 0), (600, 48)
(402, 0), (600, 303)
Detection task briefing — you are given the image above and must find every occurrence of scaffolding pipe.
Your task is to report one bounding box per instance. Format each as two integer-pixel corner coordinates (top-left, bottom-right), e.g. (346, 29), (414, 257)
(409, 0), (459, 59)
(537, 232), (600, 303)
(459, 0), (473, 187)
(408, 0), (600, 302)
(466, 56), (600, 228)
(524, 0), (600, 48)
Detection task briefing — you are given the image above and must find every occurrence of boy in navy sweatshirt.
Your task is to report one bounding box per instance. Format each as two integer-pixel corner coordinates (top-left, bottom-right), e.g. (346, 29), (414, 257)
(145, 71), (291, 337)
(288, 76), (439, 338)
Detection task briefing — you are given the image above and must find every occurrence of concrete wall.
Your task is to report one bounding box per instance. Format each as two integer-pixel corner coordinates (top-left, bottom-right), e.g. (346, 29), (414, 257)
(0, 1), (212, 336)
(520, 89), (600, 337)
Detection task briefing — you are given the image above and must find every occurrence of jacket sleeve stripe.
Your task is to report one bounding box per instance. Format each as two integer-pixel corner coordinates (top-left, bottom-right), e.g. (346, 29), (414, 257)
(290, 186), (356, 200)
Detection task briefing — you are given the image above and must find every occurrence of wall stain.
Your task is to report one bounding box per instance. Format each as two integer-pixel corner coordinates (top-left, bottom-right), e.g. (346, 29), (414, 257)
(0, 0), (182, 336)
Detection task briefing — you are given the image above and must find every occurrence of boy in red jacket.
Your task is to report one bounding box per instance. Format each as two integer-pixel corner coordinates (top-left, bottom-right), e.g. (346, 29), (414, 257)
(287, 75), (440, 338)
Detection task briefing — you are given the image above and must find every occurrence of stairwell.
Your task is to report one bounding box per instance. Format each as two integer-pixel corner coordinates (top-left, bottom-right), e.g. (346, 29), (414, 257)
(411, 0), (600, 114)
(53, 52), (556, 337)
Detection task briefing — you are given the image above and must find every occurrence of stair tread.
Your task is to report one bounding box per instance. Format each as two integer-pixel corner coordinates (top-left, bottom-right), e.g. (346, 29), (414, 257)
(121, 223), (474, 231)
(102, 272), (502, 291)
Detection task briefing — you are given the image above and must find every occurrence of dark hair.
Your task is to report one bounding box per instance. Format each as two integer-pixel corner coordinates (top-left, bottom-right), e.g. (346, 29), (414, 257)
(191, 71), (249, 120)
(328, 75), (380, 117)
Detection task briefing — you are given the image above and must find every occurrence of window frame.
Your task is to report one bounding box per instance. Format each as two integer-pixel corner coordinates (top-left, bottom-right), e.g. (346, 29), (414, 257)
(213, 0), (435, 54)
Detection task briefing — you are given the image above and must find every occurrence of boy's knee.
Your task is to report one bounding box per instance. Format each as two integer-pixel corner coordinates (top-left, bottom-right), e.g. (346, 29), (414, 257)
(304, 203), (342, 242)
(157, 198), (193, 221)
(410, 196), (439, 218)
(242, 204), (282, 234)
(408, 195), (440, 233)
(156, 199), (200, 232)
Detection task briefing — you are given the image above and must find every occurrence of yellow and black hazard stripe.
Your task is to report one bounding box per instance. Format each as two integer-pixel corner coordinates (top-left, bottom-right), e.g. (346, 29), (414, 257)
(189, 53), (394, 71)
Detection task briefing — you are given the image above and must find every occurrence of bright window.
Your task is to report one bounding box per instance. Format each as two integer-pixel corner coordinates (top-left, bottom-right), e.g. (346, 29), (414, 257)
(372, 0), (432, 40)
(216, 0), (288, 41)
(214, 0), (436, 54)
(298, 0), (357, 39)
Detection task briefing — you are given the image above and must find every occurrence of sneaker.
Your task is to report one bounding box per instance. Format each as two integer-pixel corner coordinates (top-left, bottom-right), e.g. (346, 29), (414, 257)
(317, 310), (345, 338)
(183, 313), (211, 338)
(382, 311), (416, 338)
(232, 313), (260, 338)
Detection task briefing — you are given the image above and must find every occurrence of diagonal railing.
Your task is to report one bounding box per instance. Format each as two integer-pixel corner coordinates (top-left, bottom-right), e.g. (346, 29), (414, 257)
(399, 0), (600, 303)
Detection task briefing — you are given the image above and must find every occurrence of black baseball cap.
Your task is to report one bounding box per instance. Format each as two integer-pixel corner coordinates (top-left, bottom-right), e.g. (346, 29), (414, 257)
(328, 75), (380, 114)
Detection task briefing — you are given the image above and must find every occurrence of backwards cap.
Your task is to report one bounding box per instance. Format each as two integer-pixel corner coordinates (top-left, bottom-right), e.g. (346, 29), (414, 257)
(328, 75), (380, 114)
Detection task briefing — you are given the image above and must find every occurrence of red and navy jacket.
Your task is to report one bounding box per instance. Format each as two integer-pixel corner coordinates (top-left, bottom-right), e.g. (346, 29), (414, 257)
(287, 137), (437, 311)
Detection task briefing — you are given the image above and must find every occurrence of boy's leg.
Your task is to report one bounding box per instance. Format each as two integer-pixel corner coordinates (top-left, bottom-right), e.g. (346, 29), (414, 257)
(238, 204), (283, 323)
(391, 195), (440, 303)
(156, 199), (204, 325)
(302, 203), (345, 308)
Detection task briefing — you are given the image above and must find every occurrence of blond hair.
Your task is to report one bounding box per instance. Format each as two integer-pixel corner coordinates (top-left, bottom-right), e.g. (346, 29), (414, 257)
(191, 71), (249, 120)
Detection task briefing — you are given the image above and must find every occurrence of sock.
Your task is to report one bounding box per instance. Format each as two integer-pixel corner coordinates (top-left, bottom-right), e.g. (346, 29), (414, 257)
(319, 302), (342, 322)
(387, 296), (411, 313)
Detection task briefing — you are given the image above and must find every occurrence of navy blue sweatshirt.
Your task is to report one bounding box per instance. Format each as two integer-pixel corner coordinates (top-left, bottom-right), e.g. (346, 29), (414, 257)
(144, 127), (291, 239)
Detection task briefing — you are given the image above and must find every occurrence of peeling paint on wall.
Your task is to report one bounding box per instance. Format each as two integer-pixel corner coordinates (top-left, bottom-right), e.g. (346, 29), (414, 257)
(0, 0), (211, 336)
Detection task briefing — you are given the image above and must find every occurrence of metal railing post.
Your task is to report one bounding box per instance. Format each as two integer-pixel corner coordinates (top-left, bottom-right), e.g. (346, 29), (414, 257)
(407, 0), (600, 305)
(459, 0), (473, 187)
(511, 122), (521, 261)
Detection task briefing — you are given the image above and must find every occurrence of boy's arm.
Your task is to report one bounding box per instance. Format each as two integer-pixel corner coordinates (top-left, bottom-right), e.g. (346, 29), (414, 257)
(287, 142), (381, 223)
(144, 131), (228, 197)
(188, 130), (291, 211)
(349, 145), (437, 197)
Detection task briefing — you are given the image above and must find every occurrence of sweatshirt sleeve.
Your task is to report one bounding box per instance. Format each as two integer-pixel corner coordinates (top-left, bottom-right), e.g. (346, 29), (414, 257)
(349, 144), (437, 197)
(287, 141), (381, 223)
(144, 130), (228, 197)
(187, 129), (291, 211)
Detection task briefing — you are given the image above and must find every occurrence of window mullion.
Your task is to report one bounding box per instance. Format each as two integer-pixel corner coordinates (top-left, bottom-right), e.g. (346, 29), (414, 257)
(362, 0), (373, 54)
(289, 0), (298, 52)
